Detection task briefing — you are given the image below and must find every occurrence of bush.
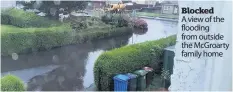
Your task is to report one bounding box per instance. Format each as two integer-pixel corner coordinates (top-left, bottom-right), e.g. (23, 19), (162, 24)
(133, 19), (148, 29)
(1, 75), (26, 91)
(94, 35), (176, 91)
(1, 8), (61, 28)
(101, 14), (112, 24)
(70, 16), (109, 31)
(101, 14), (128, 27)
(1, 25), (132, 56)
(1, 24), (73, 56)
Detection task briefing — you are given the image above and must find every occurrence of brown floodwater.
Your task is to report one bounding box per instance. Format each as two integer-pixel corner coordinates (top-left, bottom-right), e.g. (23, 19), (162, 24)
(1, 19), (177, 91)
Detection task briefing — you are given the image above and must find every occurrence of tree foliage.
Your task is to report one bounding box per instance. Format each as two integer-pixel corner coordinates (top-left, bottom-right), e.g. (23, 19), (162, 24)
(17, 1), (88, 19)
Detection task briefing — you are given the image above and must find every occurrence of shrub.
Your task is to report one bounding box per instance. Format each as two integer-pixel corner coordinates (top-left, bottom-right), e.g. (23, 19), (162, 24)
(70, 16), (109, 31)
(1, 25), (132, 56)
(1, 13), (13, 24)
(1, 8), (61, 28)
(101, 14), (112, 24)
(94, 35), (176, 91)
(133, 19), (148, 29)
(101, 14), (128, 27)
(1, 75), (26, 91)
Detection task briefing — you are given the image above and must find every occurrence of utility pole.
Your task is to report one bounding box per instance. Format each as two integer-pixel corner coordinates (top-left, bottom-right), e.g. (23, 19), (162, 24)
(147, 0), (149, 8)
(153, 0), (156, 7)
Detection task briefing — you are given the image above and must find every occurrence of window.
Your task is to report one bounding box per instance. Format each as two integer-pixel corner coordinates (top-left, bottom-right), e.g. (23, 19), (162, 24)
(164, 6), (169, 10)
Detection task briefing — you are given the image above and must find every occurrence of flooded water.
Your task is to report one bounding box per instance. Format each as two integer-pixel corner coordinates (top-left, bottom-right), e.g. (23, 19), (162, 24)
(1, 19), (177, 91)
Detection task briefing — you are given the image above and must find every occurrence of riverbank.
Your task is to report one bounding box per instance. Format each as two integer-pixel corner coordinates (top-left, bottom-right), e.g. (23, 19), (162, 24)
(137, 12), (179, 19)
(138, 16), (178, 22)
(136, 12), (178, 22)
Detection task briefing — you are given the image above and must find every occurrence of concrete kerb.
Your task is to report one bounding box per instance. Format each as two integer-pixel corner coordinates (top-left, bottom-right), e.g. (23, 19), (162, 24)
(138, 16), (178, 22)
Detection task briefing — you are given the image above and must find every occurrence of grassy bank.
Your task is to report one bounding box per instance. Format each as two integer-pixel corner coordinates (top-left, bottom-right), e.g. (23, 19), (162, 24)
(94, 35), (176, 91)
(1, 24), (132, 56)
(136, 12), (179, 19)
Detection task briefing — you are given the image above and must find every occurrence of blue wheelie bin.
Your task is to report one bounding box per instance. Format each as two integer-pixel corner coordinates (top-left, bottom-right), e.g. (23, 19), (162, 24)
(113, 74), (130, 91)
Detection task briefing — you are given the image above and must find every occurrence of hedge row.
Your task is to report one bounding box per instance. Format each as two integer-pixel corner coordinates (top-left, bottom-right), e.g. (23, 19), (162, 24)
(1, 8), (60, 28)
(1, 75), (26, 91)
(1, 25), (132, 56)
(94, 35), (176, 91)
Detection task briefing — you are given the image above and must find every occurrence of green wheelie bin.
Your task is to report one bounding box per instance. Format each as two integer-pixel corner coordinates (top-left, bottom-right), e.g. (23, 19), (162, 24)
(133, 70), (148, 91)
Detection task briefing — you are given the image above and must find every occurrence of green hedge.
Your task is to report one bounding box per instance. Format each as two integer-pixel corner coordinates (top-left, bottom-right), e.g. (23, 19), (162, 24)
(94, 35), (176, 91)
(1, 8), (60, 27)
(1, 25), (132, 56)
(1, 75), (26, 91)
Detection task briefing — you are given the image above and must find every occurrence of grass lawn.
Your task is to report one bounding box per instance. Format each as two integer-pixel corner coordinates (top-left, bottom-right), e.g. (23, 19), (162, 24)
(136, 12), (179, 19)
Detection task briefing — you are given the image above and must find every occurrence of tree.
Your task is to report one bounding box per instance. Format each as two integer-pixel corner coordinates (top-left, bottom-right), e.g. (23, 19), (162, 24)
(18, 1), (88, 20)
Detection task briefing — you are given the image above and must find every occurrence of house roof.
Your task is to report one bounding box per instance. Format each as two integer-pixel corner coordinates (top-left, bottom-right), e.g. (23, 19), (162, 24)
(106, 0), (123, 4)
(87, 0), (106, 3)
(161, 0), (178, 5)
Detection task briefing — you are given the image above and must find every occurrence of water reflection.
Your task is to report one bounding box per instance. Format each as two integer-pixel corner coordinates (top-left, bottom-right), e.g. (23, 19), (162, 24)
(133, 28), (148, 35)
(128, 19), (177, 45)
(19, 34), (132, 91)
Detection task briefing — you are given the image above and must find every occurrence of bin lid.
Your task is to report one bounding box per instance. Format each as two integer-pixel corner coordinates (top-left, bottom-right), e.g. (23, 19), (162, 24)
(134, 70), (148, 76)
(113, 74), (129, 81)
(143, 67), (153, 72)
(126, 73), (137, 79)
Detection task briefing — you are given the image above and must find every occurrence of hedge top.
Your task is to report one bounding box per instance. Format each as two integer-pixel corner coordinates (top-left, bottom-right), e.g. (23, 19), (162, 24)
(97, 35), (176, 74)
(1, 74), (26, 91)
(1, 24), (71, 33)
(1, 8), (61, 28)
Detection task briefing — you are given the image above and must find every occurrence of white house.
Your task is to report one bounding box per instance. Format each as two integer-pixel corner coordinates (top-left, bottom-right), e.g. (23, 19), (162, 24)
(132, 0), (157, 5)
(170, 1), (232, 91)
(160, 0), (178, 15)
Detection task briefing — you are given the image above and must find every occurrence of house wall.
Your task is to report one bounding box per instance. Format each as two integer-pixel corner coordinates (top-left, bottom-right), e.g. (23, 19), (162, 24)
(140, 7), (161, 13)
(1, 0), (16, 8)
(106, 0), (122, 5)
(169, 1), (232, 91)
(161, 5), (175, 14)
(132, 0), (156, 5)
(93, 2), (105, 9)
(87, 2), (105, 10)
(173, 6), (178, 14)
(132, 0), (146, 4)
